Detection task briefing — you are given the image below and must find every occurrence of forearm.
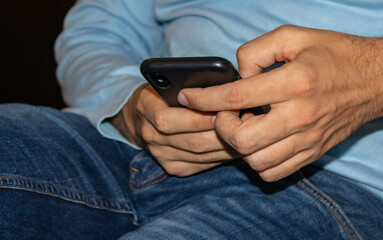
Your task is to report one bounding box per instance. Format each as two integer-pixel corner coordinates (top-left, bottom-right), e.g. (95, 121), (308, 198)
(359, 37), (383, 120)
(111, 84), (148, 149)
(337, 35), (383, 123)
(55, 0), (163, 145)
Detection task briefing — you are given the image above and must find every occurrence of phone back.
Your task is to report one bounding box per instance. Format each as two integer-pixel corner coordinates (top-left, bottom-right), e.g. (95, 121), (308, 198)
(140, 57), (240, 107)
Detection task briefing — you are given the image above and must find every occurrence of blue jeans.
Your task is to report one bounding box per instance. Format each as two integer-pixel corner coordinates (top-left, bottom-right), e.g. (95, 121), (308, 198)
(0, 104), (382, 240)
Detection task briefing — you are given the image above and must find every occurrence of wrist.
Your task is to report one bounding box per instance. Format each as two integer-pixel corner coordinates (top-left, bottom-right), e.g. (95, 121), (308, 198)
(364, 37), (383, 119)
(374, 38), (383, 117)
(111, 84), (147, 148)
(343, 35), (383, 122)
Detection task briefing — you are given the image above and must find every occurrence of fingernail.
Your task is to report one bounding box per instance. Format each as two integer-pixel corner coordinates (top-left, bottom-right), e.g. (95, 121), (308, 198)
(212, 115), (216, 124)
(178, 92), (190, 107)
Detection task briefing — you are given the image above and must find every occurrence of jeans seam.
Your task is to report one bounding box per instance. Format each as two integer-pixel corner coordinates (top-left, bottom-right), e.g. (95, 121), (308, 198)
(129, 172), (166, 185)
(0, 176), (135, 214)
(130, 152), (166, 185)
(129, 151), (169, 190)
(297, 171), (362, 240)
(130, 175), (168, 191)
(1, 175), (125, 202)
(299, 171), (362, 239)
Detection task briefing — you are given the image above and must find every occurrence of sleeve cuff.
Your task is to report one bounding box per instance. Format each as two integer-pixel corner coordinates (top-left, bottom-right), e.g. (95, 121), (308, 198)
(62, 74), (146, 150)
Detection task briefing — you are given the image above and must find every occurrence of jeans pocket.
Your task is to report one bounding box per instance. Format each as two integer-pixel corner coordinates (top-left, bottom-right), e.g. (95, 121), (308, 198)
(130, 151), (168, 190)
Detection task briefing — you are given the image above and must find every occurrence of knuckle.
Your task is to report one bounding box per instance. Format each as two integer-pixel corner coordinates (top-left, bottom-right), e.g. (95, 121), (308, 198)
(163, 165), (182, 176)
(275, 25), (305, 41)
(236, 43), (250, 60)
(301, 69), (318, 97)
(147, 147), (190, 177)
(275, 24), (296, 34)
(246, 155), (262, 172)
(141, 125), (155, 143)
(162, 162), (190, 177)
(136, 101), (145, 115)
(289, 64), (318, 98)
(147, 145), (163, 160)
(231, 130), (254, 155)
(258, 171), (279, 182)
(296, 108), (321, 128)
(226, 87), (249, 109)
(186, 134), (204, 153)
(246, 153), (270, 172)
(152, 110), (170, 133)
(246, 159), (259, 172)
(196, 154), (210, 162)
(306, 130), (323, 146)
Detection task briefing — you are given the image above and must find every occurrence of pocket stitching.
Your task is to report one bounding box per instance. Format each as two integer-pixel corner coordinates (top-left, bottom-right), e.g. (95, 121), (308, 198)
(297, 171), (362, 240)
(129, 151), (168, 189)
(130, 175), (168, 191)
(0, 177), (135, 213)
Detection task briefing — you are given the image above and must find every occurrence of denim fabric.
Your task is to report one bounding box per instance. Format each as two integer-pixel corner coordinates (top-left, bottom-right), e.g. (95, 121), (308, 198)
(0, 104), (140, 239)
(1, 104), (382, 240)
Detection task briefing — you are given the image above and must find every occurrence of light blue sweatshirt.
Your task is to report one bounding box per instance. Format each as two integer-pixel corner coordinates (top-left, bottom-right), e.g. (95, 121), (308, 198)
(55, 0), (383, 198)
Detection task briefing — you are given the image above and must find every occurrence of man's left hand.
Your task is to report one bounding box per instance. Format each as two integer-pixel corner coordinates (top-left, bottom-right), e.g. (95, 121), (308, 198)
(177, 25), (383, 181)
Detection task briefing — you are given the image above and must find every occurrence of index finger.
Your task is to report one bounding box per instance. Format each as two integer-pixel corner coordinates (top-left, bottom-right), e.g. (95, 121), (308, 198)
(140, 87), (216, 134)
(177, 68), (289, 112)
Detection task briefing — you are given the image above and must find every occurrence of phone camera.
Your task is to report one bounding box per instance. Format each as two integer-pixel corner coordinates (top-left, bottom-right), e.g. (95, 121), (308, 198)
(154, 75), (171, 88)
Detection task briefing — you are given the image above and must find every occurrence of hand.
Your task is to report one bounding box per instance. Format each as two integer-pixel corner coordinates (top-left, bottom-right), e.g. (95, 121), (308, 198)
(177, 25), (383, 181)
(111, 84), (238, 176)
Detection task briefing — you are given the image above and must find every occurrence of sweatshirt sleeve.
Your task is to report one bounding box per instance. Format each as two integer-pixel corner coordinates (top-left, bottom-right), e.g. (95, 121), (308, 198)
(55, 0), (163, 149)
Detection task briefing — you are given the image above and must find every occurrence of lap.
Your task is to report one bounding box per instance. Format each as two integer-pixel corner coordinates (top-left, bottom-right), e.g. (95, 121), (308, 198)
(125, 152), (383, 239)
(0, 104), (140, 239)
(1, 104), (382, 240)
(0, 104), (138, 211)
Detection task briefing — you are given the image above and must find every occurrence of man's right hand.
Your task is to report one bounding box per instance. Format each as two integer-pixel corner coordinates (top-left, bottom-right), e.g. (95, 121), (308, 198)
(111, 84), (238, 176)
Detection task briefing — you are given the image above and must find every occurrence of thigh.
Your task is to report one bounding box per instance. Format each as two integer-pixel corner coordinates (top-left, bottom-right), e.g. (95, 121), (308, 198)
(1, 189), (138, 240)
(122, 152), (383, 240)
(0, 104), (140, 239)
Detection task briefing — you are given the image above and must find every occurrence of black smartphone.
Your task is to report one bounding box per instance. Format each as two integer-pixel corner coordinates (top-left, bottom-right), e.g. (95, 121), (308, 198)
(140, 56), (268, 114)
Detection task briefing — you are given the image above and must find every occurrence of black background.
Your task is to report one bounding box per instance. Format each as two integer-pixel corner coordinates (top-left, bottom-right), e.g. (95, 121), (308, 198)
(0, 0), (76, 109)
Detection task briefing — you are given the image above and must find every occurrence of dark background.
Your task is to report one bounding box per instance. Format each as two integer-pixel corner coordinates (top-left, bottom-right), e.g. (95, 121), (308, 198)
(0, 0), (77, 109)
